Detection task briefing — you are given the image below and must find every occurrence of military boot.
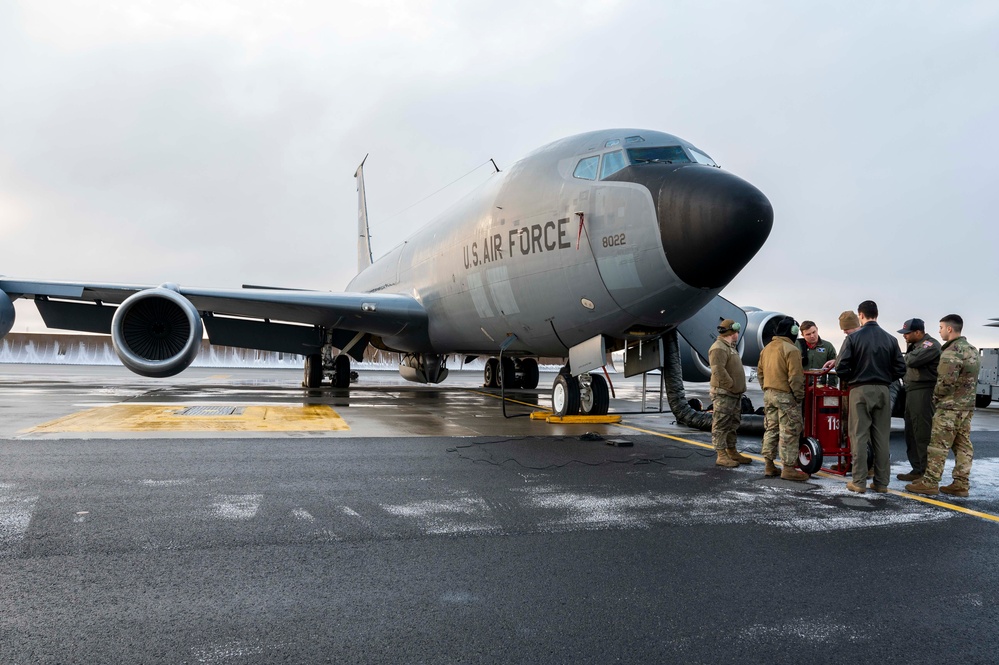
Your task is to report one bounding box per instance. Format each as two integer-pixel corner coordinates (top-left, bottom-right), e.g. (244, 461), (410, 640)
(726, 448), (753, 465)
(764, 459), (781, 477)
(940, 483), (969, 498)
(715, 451), (739, 468)
(904, 478), (939, 495)
(896, 470), (922, 481)
(780, 466), (810, 482)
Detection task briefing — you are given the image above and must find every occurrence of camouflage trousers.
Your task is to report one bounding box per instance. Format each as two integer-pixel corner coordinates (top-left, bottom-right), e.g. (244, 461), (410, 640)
(710, 391), (742, 451)
(923, 408), (974, 487)
(761, 389), (801, 465)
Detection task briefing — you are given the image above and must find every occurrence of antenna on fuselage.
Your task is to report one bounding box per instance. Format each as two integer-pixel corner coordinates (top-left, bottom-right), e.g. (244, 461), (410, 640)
(355, 155), (373, 272)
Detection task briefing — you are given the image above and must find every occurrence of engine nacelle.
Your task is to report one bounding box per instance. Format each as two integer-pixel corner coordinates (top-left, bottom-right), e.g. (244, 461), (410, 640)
(677, 309), (786, 381)
(677, 335), (712, 382)
(740, 310), (786, 367)
(0, 289), (14, 339)
(399, 353), (449, 384)
(111, 286), (203, 378)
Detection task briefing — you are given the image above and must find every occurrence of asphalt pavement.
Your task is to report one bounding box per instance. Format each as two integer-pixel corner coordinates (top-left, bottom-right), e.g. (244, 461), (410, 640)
(1, 365), (998, 663)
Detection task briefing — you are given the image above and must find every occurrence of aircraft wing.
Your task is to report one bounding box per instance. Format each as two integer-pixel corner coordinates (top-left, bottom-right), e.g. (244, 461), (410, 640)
(0, 277), (429, 357)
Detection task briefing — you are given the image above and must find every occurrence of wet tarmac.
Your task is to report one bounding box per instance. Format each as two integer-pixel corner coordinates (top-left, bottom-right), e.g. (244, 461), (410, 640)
(1, 364), (998, 663)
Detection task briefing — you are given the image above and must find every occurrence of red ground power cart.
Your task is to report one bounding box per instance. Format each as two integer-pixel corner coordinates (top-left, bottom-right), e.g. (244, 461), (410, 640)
(797, 370), (871, 475)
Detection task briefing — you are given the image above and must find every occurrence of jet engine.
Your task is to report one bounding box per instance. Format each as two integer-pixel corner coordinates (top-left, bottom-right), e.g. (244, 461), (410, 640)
(739, 310), (786, 367)
(676, 308), (786, 382)
(0, 289), (14, 339)
(677, 335), (713, 382)
(399, 353), (449, 384)
(111, 285), (203, 378)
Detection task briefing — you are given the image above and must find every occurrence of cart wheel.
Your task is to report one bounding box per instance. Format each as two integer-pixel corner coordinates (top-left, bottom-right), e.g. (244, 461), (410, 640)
(687, 398), (703, 412)
(798, 437), (823, 474)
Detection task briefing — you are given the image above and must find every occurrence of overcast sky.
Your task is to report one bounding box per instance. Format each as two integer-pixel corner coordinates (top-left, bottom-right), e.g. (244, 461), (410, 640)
(2, 1), (998, 351)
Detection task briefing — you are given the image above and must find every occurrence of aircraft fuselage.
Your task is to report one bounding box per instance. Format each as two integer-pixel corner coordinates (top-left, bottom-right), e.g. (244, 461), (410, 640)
(348, 129), (773, 357)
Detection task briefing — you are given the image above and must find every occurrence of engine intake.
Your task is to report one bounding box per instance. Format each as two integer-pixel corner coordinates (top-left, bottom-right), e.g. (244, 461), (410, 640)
(740, 310), (786, 367)
(111, 287), (203, 378)
(0, 289), (14, 339)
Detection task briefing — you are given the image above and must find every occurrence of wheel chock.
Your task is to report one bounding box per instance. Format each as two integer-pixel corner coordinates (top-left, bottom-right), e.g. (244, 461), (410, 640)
(530, 412), (622, 424)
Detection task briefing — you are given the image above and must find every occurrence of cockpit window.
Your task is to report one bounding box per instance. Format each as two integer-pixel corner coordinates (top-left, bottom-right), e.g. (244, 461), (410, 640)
(600, 150), (627, 179)
(627, 146), (691, 164)
(604, 139), (621, 147)
(688, 147), (718, 166)
(573, 155), (599, 180)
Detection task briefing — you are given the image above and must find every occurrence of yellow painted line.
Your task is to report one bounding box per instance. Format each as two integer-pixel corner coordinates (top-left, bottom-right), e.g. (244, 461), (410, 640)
(470, 389), (548, 411)
(890, 491), (999, 523)
(616, 422), (999, 524)
(23, 404), (349, 433)
(470, 388), (999, 524)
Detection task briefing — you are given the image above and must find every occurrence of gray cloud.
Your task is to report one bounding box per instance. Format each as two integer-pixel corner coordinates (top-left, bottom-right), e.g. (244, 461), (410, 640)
(2, 1), (998, 348)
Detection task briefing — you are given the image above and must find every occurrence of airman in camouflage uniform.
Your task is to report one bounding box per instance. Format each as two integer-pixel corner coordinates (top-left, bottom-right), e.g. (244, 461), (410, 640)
(757, 316), (808, 481)
(906, 314), (980, 497)
(709, 319), (751, 468)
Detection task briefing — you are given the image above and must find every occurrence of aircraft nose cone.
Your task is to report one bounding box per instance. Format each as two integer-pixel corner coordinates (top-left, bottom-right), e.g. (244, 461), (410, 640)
(654, 166), (773, 290)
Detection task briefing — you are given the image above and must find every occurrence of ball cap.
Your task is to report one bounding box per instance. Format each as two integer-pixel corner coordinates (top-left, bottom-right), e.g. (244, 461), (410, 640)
(717, 319), (741, 335)
(898, 318), (925, 334)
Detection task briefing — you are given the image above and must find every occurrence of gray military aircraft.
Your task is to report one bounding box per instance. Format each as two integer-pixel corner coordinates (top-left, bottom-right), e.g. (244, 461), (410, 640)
(0, 129), (785, 417)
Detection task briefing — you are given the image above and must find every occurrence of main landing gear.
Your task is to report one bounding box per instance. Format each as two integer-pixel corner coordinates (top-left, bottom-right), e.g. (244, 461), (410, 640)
(551, 370), (609, 417)
(482, 357), (540, 390)
(302, 352), (352, 389)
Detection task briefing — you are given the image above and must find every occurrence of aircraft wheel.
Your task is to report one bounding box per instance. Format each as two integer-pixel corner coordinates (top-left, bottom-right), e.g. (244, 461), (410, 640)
(976, 394), (992, 408)
(519, 358), (540, 390)
(484, 358), (499, 388)
(498, 357), (518, 389)
(332, 354), (351, 388)
(551, 373), (580, 417)
(580, 373), (610, 416)
(798, 436), (823, 474)
(303, 354), (323, 388)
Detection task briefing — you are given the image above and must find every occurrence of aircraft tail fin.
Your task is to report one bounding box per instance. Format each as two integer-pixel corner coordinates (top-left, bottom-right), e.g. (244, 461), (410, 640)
(355, 155), (373, 272)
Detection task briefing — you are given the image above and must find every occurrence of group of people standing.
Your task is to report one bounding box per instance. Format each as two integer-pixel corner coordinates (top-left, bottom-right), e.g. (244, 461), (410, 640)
(707, 300), (981, 496)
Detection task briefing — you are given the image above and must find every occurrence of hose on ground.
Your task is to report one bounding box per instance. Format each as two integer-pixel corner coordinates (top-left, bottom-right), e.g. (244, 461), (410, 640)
(662, 330), (765, 435)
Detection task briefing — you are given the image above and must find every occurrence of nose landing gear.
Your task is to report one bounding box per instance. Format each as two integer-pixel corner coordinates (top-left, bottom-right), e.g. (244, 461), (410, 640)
(551, 370), (609, 417)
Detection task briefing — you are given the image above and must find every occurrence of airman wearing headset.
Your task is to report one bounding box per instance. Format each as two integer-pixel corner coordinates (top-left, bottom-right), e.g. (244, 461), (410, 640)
(756, 316), (809, 481)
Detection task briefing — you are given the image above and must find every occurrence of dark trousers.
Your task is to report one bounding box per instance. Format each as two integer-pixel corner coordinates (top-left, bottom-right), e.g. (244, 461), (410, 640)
(849, 384), (891, 487)
(903, 386), (934, 474)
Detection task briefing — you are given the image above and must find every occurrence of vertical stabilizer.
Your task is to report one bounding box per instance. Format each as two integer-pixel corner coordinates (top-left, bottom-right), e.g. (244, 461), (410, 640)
(355, 155), (373, 272)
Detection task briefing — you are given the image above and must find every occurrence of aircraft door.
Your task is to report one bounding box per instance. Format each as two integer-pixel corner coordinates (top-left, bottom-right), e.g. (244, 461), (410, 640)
(585, 176), (666, 313)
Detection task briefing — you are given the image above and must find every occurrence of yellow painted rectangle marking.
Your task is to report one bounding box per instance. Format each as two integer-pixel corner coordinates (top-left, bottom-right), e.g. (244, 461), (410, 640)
(23, 404), (349, 433)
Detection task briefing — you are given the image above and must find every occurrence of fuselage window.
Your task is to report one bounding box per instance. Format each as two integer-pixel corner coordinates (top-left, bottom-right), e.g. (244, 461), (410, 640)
(688, 147), (718, 166)
(573, 155), (599, 180)
(600, 150), (627, 179)
(627, 146), (692, 164)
